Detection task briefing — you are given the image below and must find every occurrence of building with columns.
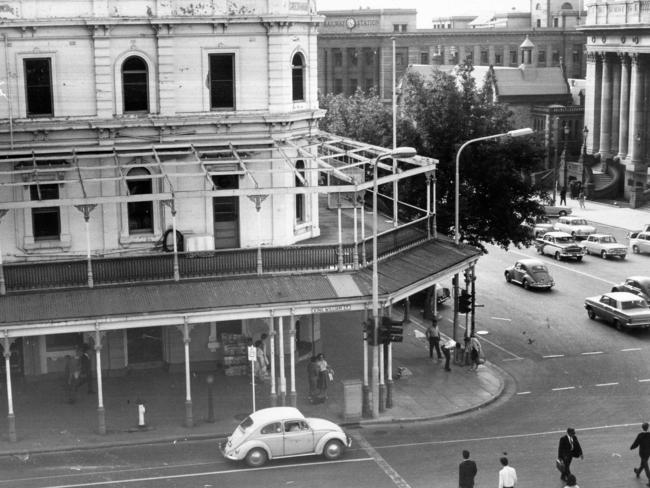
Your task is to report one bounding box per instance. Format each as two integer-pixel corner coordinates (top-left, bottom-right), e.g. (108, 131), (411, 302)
(580, 0), (650, 206)
(0, 0), (479, 439)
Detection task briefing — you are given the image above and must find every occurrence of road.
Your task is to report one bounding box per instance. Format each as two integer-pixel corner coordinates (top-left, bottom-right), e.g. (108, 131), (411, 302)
(1, 222), (648, 487)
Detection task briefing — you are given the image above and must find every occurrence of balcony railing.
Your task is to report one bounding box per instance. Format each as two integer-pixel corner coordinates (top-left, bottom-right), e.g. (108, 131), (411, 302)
(585, 1), (650, 26)
(3, 218), (431, 293)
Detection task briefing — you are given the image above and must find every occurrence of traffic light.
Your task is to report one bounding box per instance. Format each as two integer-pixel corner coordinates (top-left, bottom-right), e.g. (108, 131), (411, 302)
(458, 290), (473, 314)
(381, 316), (404, 343)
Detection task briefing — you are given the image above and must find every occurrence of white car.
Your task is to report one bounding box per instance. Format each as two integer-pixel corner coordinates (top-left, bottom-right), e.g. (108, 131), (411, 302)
(630, 231), (650, 255)
(220, 406), (351, 467)
(553, 216), (597, 239)
(580, 233), (627, 259)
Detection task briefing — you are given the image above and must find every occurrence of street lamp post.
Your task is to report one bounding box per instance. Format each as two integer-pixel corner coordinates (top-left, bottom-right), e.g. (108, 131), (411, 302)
(371, 147), (416, 418)
(206, 374), (215, 423)
(454, 128), (534, 246)
(562, 122), (569, 191)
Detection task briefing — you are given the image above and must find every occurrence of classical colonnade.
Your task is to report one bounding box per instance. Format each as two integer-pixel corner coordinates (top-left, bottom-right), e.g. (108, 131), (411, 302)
(585, 49), (649, 196)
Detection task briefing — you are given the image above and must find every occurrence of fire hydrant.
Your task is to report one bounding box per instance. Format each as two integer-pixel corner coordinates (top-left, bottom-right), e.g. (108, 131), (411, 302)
(137, 401), (146, 427)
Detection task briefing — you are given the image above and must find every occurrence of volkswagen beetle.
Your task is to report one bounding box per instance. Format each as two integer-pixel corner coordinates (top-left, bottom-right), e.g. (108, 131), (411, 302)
(220, 406), (352, 467)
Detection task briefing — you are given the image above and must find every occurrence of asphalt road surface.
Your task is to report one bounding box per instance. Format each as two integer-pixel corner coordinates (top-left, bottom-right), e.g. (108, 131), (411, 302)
(1, 221), (648, 487)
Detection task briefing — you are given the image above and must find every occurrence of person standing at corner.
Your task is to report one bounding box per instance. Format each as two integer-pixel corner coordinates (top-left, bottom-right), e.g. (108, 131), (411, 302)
(442, 339), (455, 372)
(425, 319), (442, 361)
(630, 421), (650, 485)
(307, 356), (319, 403)
(578, 190), (585, 209)
(497, 456), (517, 488)
(459, 449), (477, 488)
(558, 427), (583, 482)
(76, 343), (94, 394)
(560, 186), (567, 205)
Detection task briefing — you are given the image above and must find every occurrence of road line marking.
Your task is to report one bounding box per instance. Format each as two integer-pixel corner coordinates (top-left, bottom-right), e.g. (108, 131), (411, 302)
(352, 432), (412, 488)
(639, 379), (650, 383)
(581, 351), (604, 355)
(552, 386), (575, 391)
(596, 382), (619, 387)
(509, 249), (618, 285)
(622, 348), (642, 352)
(37, 458), (374, 488)
(517, 391), (531, 395)
(502, 358), (524, 361)
(543, 354), (564, 358)
(491, 317), (512, 321)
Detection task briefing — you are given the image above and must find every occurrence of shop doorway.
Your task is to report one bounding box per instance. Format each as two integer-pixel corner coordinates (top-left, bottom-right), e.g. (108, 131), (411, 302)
(127, 327), (163, 366)
(212, 173), (239, 249)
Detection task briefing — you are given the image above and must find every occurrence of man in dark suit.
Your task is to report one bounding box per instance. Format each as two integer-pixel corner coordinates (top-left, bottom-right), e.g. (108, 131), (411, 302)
(558, 427), (583, 482)
(459, 449), (477, 488)
(631, 422), (650, 485)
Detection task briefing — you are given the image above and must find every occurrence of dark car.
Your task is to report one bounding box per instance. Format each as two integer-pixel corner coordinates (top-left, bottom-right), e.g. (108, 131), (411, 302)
(611, 276), (650, 302)
(504, 258), (554, 290)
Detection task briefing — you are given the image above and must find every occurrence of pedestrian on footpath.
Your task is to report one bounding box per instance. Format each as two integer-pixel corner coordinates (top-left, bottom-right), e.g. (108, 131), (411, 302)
(560, 186), (567, 205)
(307, 356), (319, 403)
(459, 449), (478, 488)
(558, 427), (583, 482)
(468, 334), (482, 371)
(254, 340), (269, 381)
(578, 190), (585, 209)
(563, 473), (579, 488)
(497, 456), (517, 488)
(630, 421), (650, 485)
(442, 339), (455, 372)
(315, 353), (333, 402)
(425, 319), (442, 361)
(75, 343), (94, 394)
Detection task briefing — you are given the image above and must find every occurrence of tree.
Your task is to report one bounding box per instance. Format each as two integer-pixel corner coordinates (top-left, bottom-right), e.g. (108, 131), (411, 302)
(318, 65), (547, 251)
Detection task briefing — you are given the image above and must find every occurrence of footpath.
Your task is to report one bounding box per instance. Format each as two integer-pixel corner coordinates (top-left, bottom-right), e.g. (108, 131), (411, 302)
(0, 198), (647, 456)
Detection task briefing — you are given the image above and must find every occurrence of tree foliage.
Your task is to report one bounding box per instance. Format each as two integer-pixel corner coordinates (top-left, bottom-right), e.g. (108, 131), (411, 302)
(318, 63), (548, 251)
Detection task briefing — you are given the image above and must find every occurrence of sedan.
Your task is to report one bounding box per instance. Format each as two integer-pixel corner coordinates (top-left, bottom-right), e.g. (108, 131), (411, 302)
(220, 406), (351, 467)
(584, 292), (650, 330)
(553, 216), (597, 239)
(521, 215), (554, 238)
(611, 276), (650, 301)
(504, 258), (554, 290)
(580, 233), (627, 259)
(630, 231), (650, 254)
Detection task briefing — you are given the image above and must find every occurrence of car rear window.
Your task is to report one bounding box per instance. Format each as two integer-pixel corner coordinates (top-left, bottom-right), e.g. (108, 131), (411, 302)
(238, 416), (254, 432)
(530, 265), (547, 272)
(621, 300), (648, 310)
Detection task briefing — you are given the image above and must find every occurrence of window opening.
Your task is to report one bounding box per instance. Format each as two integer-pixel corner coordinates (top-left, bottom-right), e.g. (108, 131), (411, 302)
(24, 58), (53, 117)
(209, 54), (235, 109)
(127, 167), (154, 233)
(292, 53), (305, 101)
(122, 56), (149, 113)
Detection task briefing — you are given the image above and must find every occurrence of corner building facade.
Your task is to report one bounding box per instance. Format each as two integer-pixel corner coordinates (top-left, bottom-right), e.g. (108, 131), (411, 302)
(581, 0), (650, 205)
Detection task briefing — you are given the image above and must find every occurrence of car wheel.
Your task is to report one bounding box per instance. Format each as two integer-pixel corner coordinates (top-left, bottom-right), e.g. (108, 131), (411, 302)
(620, 255), (626, 260)
(601, 251), (607, 259)
(554, 252), (561, 261)
(536, 246), (543, 254)
(587, 307), (595, 320)
(505, 272), (512, 283)
(323, 439), (345, 461)
(576, 256), (583, 262)
(559, 211), (567, 216)
(522, 279), (530, 290)
(613, 319), (623, 331)
(585, 248), (590, 255)
(245, 448), (268, 467)
(633, 245), (640, 254)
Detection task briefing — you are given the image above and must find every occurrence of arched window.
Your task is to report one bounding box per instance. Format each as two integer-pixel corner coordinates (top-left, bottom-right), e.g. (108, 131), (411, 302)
(127, 167), (153, 233)
(295, 160), (306, 223)
(561, 2), (573, 9)
(122, 56), (149, 113)
(292, 53), (305, 102)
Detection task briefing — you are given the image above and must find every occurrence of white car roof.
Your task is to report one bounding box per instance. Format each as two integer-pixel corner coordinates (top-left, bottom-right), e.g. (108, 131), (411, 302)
(249, 407), (304, 424)
(544, 231), (572, 237)
(605, 291), (646, 302)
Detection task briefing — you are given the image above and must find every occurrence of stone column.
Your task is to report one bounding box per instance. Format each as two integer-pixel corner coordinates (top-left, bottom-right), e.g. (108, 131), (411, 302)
(178, 319), (194, 428)
(92, 26), (113, 118)
(599, 53), (613, 159)
(267, 22), (291, 114)
(627, 53), (644, 166)
(617, 53), (631, 159)
(610, 57), (621, 156)
(584, 51), (602, 153)
(341, 47), (349, 96)
(93, 328), (106, 434)
(3, 335), (16, 442)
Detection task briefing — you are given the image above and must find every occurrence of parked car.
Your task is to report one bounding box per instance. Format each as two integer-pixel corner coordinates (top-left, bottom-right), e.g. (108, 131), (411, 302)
(504, 258), (554, 290)
(521, 215), (554, 238)
(534, 231), (586, 261)
(579, 233), (627, 259)
(542, 203), (572, 217)
(584, 292), (650, 330)
(611, 276), (650, 301)
(630, 231), (650, 254)
(220, 407), (351, 467)
(553, 216), (597, 239)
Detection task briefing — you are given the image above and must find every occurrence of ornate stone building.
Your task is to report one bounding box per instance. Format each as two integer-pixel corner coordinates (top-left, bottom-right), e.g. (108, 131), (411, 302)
(581, 0), (650, 206)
